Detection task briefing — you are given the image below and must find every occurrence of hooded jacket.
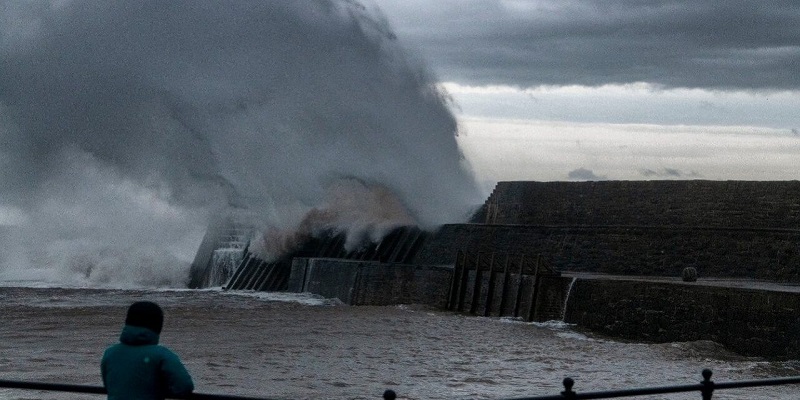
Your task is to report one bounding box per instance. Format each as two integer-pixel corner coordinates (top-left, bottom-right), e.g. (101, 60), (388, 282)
(101, 325), (194, 400)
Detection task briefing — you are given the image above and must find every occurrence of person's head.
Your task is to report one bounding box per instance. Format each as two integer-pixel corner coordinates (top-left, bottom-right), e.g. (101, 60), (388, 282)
(125, 301), (164, 334)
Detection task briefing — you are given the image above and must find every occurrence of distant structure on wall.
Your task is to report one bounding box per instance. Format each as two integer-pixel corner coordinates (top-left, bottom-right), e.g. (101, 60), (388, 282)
(190, 180), (800, 290)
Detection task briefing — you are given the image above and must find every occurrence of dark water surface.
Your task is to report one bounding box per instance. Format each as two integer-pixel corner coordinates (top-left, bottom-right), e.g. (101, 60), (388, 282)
(1, 287), (798, 400)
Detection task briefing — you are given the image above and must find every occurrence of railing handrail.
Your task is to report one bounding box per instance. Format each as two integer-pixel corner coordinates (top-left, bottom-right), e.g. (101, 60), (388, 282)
(3, 370), (800, 400)
(0, 379), (274, 400)
(504, 370), (800, 400)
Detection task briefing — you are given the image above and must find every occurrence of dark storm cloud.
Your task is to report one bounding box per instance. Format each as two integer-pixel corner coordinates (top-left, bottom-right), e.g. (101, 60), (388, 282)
(373, 0), (800, 89)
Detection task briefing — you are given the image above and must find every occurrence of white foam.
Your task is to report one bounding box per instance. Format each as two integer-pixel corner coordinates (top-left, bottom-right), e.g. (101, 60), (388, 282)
(219, 289), (342, 307)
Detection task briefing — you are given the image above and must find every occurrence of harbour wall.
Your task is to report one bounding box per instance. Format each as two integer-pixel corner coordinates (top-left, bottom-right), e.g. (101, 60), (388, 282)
(274, 180), (800, 359)
(287, 258), (452, 308)
(287, 258), (800, 360)
(414, 224), (800, 282)
(446, 180), (800, 282)
(564, 278), (800, 360)
(287, 258), (573, 321)
(482, 180), (800, 228)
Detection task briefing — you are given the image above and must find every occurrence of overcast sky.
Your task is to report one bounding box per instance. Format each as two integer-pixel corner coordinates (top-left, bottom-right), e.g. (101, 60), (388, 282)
(372, 0), (800, 188)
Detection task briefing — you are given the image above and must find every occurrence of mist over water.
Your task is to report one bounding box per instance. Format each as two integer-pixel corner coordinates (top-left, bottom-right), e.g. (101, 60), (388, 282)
(0, 0), (481, 287)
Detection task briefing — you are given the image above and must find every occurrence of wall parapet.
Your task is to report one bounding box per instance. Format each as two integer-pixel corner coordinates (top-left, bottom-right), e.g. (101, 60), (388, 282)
(484, 180), (800, 229)
(415, 224), (800, 282)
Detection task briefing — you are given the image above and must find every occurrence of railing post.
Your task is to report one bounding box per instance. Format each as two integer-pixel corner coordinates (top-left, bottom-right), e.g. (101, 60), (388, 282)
(701, 369), (714, 400)
(561, 377), (576, 400)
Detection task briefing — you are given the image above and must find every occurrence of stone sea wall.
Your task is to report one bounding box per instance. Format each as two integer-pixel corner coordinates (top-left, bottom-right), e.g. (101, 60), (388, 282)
(483, 180), (800, 228)
(447, 270), (573, 322)
(419, 181), (800, 281)
(564, 278), (800, 360)
(287, 258), (452, 308)
(287, 257), (574, 322)
(282, 180), (800, 360)
(284, 260), (800, 359)
(415, 224), (800, 281)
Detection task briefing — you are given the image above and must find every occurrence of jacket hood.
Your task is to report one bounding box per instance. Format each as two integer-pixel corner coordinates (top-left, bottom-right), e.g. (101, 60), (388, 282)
(119, 324), (160, 346)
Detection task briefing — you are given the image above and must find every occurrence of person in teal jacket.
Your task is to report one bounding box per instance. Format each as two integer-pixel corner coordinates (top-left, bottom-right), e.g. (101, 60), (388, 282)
(101, 301), (194, 400)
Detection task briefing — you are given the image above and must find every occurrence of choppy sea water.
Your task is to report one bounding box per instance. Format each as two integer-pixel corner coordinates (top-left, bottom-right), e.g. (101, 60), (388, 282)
(1, 286), (798, 400)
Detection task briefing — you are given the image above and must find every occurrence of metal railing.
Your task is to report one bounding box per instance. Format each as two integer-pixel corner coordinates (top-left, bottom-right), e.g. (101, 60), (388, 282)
(0, 379), (269, 400)
(3, 369), (800, 399)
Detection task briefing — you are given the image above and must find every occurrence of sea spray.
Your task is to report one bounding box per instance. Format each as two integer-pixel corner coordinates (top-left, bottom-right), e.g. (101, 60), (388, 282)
(0, 1), (481, 286)
(250, 178), (417, 261)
